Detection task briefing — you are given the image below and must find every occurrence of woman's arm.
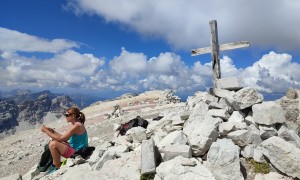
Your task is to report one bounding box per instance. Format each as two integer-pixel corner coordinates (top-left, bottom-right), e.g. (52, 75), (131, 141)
(41, 124), (79, 142)
(45, 126), (62, 137)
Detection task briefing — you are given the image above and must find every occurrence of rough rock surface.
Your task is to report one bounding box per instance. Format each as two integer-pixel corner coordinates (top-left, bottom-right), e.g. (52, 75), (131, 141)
(1, 88), (300, 180)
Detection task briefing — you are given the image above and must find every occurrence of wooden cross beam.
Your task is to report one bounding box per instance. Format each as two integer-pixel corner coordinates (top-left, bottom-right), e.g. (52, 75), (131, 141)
(191, 20), (249, 89)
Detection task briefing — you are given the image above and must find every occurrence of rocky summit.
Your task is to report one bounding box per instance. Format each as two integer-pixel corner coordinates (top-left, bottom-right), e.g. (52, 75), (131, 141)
(0, 84), (300, 180)
(0, 89), (97, 140)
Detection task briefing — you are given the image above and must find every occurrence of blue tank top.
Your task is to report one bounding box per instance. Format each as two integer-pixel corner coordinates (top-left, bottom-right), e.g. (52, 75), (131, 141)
(70, 131), (88, 151)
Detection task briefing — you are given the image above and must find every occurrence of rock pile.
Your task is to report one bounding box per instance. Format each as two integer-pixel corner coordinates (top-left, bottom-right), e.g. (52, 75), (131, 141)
(2, 80), (300, 180)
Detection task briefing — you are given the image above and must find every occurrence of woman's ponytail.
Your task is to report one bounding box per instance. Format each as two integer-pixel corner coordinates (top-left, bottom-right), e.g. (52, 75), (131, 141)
(78, 112), (86, 125)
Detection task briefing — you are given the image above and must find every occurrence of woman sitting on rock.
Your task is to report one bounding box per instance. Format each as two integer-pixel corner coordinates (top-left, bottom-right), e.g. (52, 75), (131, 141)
(41, 107), (88, 173)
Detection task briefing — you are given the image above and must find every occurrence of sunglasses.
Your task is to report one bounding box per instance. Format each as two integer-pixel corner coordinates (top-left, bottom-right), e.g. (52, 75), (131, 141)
(64, 113), (73, 117)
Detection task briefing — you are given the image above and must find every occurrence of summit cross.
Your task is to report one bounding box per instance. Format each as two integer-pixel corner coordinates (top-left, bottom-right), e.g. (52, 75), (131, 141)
(191, 20), (249, 89)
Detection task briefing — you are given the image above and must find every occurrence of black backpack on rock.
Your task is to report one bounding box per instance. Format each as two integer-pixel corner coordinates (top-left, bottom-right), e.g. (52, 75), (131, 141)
(70, 146), (95, 159)
(37, 143), (53, 172)
(117, 116), (149, 136)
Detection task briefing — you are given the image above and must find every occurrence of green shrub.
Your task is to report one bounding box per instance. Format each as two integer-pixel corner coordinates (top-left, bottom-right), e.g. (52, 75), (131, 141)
(247, 158), (270, 174)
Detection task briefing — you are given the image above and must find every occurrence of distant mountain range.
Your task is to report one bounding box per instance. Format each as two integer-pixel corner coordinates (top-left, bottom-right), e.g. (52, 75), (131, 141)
(0, 89), (105, 138)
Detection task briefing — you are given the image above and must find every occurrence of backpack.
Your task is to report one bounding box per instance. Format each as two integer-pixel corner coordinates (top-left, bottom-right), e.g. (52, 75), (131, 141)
(118, 116), (149, 136)
(37, 143), (53, 172)
(70, 146), (95, 159)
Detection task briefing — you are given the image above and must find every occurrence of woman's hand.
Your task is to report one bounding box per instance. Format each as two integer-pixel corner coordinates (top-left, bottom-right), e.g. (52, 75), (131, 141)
(41, 125), (47, 133)
(41, 125), (55, 133)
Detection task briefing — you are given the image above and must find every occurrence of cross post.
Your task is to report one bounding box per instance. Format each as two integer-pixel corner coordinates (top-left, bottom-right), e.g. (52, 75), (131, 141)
(191, 20), (249, 89)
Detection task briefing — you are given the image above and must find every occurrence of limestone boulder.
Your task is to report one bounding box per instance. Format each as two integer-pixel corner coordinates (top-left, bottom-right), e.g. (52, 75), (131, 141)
(98, 151), (141, 180)
(187, 92), (218, 108)
(157, 130), (188, 150)
(184, 101), (209, 126)
(216, 77), (243, 91)
(54, 164), (101, 180)
(161, 144), (192, 161)
(254, 172), (292, 180)
(227, 130), (253, 147)
(252, 101), (286, 125)
(206, 138), (243, 180)
(278, 98), (299, 123)
(225, 87), (263, 110)
(154, 156), (215, 180)
(183, 115), (221, 156)
(277, 125), (300, 149)
(261, 136), (300, 179)
(228, 111), (245, 123)
(213, 88), (235, 99)
(208, 109), (230, 120)
(141, 138), (157, 175)
(126, 126), (147, 143)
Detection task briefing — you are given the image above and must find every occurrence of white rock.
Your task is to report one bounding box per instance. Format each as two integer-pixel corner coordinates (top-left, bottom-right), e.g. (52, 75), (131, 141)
(213, 88), (235, 99)
(92, 149), (117, 170)
(226, 87), (263, 110)
(278, 125), (300, 148)
(126, 126), (147, 143)
(141, 139), (156, 175)
(183, 115), (221, 156)
(206, 138), (243, 180)
(254, 172), (292, 180)
(0, 173), (22, 180)
(98, 151), (141, 180)
(261, 136), (300, 179)
(154, 156), (215, 180)
(253, 146), (266, 163)
(157, 130), (188, 150)
(228, 111), (245, 123)
(54, 164), (99, 180)
(219, 122), (235, 136)
(241, 144), (256, 158)
(208, 109), (230, 120)
(258, 125), (278, 140)
(161, 144), (192, 161)
(216, 77), (243, 90)
(227, 130), (253, 147)
(252, 101), (286, 125)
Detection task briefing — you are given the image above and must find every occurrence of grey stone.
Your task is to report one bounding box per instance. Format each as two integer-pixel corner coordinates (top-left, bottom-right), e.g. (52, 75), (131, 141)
(262, 136), (300, 178)
(141, 138), (156, 175)
(227, 130), (253, 147)
(207, 138), (243, 180)
(225, 87), (263, 110)
(0, 173), (22, 180)
(252, 101), (286, 125)
(161, 144), (192, 161)
(154, 156), (215, 180)
(216, 77), (243, 90)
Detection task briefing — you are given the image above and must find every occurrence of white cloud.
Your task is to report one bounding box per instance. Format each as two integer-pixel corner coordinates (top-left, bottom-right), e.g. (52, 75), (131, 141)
(220, 56), (241, 77)
(148, 52), (186, 75)
(66, 0), (300, 51)
(1, 46), (300, 94)
(109, 48), (147, 79)
(242, 52), (300, 93)
(0, 27), (78, 53)
(1, 27), (300, 95)
(0, 50), (105, 89)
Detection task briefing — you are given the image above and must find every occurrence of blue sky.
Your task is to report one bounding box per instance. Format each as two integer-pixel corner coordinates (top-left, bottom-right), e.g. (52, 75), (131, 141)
(1, 0), (300, 99)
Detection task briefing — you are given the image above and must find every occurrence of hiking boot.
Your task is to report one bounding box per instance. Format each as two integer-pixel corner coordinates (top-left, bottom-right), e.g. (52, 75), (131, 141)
(46, 165), (58, 175)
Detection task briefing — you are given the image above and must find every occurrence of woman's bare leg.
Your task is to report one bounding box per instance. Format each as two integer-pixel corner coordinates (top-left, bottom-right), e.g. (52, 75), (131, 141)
(49, 140), (67, 168)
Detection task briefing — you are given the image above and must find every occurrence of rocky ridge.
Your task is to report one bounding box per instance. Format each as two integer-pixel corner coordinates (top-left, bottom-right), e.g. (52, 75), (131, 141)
(0, 91), (77, 139)
(1, 83), (300, 180)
